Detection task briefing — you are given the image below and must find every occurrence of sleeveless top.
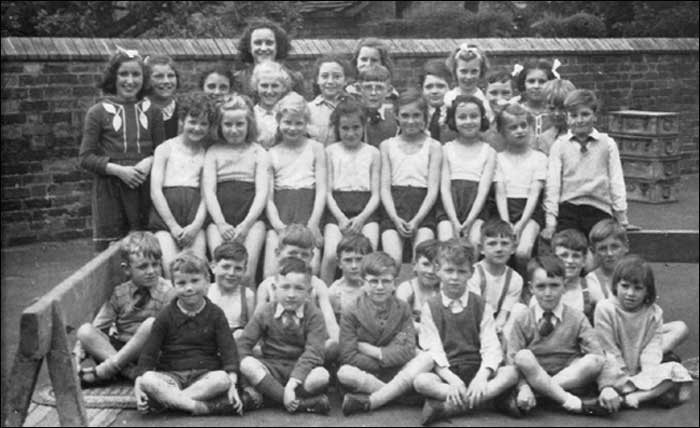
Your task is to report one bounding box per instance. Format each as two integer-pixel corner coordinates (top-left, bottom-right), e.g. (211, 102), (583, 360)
(326, 143), (377, 192)
(269, 139), (317, 190)
(162, 138), (205, 188)
(211, 143), (261, 183)
(443, 141), (494, 182)
(496, 149), (547, 198)
(427, 292), (484, 366)
(387, 136), (433, 188)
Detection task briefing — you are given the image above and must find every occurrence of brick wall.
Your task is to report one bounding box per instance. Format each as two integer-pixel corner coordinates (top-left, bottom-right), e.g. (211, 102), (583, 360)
(1, 37), (698, 246)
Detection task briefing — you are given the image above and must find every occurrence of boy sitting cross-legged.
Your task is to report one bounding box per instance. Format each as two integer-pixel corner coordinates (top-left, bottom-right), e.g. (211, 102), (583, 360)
(134, 252), (244, 415)
(413, 239), (520, 425)
(75, 231), (174, 386)
(238, 257), (331, 414)
(338, 251), (435, 415)
(505, 255), (609, 417)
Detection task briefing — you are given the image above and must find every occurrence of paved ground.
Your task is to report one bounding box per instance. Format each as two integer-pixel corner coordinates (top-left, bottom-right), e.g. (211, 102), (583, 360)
(1, 174), (698, 426)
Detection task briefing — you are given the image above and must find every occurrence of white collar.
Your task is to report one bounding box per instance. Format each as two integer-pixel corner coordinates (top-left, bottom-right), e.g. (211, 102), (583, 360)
(274, 302), (305, 319)
(533, 301), (564, 322)
(311, 95), (337, 108)
(177, 298), (207, 317)
(440, 290), (469, 309)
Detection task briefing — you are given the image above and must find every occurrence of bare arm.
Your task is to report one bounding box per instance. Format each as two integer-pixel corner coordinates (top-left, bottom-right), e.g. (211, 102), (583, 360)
(410, 140), (442, 226)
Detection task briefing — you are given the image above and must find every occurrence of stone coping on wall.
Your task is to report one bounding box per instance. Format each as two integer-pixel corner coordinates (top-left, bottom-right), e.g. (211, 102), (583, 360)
(2, 37), (698, 61)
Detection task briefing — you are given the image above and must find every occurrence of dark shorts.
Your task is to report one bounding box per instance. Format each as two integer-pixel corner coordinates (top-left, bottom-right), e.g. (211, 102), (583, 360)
(160, 368), (211, 389)
(100, 328), (126, 351)
(148, 186), (203, 231)
(324, 191), (379, 226)
(556, 202), (612, 238)
(260, 358), (297, 385)
(380, 186), (437, 232)
(539, 354), (579, 377)
(267, 188), (316, 230)
(436, 180), (492, 223)
(452, 362), (482, 385)
(507, 197), (545, 229)
(218, 180), (257, 226)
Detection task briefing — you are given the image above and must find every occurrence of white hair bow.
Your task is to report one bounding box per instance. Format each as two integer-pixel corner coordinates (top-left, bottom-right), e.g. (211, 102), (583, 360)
(458, 43), (481, 60)
(552, 58), (562, 79)
(116, 45), (140, 59)
(512, 63), (524, 77)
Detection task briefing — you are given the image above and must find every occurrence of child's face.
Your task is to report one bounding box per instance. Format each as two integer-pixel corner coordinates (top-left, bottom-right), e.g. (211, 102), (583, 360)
(363, 272), (396, 305)
(554, 245), (585, 279)
(212, 257), (247, 292)
(317, 62), (346, 101)
(414, 255), (439, 288)
(397, 101), (426, 137)
(567, 105), (596, 138)
(278, 111), (307, 143)
(338, 114), (363, 148)
(250, 27), (277, 63)
(501, 113), (532, 149)
(616, 279), (647, 311)
(456, 57), (481, 92)
(524, 69), (548, 103)
(116, 60), (143, 101)
(530, 267), (565, 311)
(338, 250), (364, 282)
(257, 76), (284, 109)
(359, 80), (390, 110)
(220, 109), (248, 146)
(454, 102), (482, 138)
(182, 113), (211, 145)
(486, 80), (513, 113)
(593, 237), (628, 273)
(149, 64), (177, 99)
(274, 272), (310, 311)
(436, 260), (472, 300)
(126, 253), (161, 289)
(548, 101), (567, 129)
(172, 271), (209, 308)
(203, 73), (231, 99)
(277, 244), (313, 265)
(356, 46), (381, 72)
(422, 75), (449, 108)
(481, 234), (515, 265)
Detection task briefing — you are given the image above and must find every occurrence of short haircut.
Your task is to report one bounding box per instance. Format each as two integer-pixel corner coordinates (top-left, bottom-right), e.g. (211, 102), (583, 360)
(611, 254), (656, 305)
(564, 89), (599, 113)
(419, 59), (452, 87)
(277, 256), (312, 278)
(336, 232), (373, 259)
(414, 238), (441, 263)
(178, 91), (219, 124)
(352, 38), (394, 76)
(358, 64), (391, 83)
(527, 255), (566, 281)
(481, 219), (515, 242)
(279, 223), (315, 250)
(250, 61), (292, 93)
(485, 68), (515, 87)
(198, 64), (235, 93)
(395, 88), (429, 124)
(170, 251), (209, 278)
(213, 241), (248, 263)
(543, 79), (576, 109)
(435, 238), (475, 268)
(552, 228), (589, 254)
(496, 103), (534, 134)
(446, 94), (489, 132)
(144, 55), (180, 94)
(99, 51), (147, 99)
(515, 58), (556, 93)
(215, 93), (258, 143)
(589, 218), (629, 248)
(120, 231), (162, 265)
(445, 44), (489, 80)
(275, 91), (310, 123)
(361, 251), (398, 278)
(330, 97), (367, 142)
(311, 55), (353, 96)
(237, 18), (291, 64)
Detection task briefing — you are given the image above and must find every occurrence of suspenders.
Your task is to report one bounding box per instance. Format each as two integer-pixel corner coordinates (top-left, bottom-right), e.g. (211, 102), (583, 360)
(476, 264), (513, 316)
(581, 276), (594, 321)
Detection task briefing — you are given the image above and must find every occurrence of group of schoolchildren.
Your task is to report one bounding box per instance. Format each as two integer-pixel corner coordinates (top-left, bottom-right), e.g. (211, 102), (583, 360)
(74, 17), (693, 424)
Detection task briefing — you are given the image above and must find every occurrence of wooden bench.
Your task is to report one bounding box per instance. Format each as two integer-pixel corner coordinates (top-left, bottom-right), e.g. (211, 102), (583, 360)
(2, 230), (698, 426)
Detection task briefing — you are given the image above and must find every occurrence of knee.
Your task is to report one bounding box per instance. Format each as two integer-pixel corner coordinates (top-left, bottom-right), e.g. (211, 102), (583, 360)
(210, 370), (232, 389)
(307, 367), (330, 389)
(582, 354), (604, 371)
(413, 373), (433, 393)
(76, 323), (96, 342)
(136, 317), (155, 333)
(240, 356), (259, 377)
(673, 321), (690, 341)
(513, 349), (537, 369)
(410, 352), (435, 373)
(139, 371), (159, 390)
(336, 365), (359, 386)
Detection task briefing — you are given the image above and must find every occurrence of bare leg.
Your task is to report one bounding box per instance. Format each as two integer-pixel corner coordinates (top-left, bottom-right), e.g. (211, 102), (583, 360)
(206, 224), (223, 260)
(303, 367), (330, 395)
(413, 372), (451, 400)
(187, 229), (208, 260)
(263, 230), (279, 278)
(76, 324), (118, 363)
(624, 380), (676, 408)
(337, 365), (386, 394)
(362, 222), (380, 251)
(552, 354), (603, 391)
(515, 220), (540, 277)
(181, 370), (231, 401)
(320, 224), (343, 285)
(139, 371), (208, 414)
(468, 219), (484, 260)
(103, 318), (155, 377)
(437, 220), (455, 241)
(243, 221), (266, 282)
(382, 230), (403, 267)
(155, 231), (179, 279)
(661, 321), (689, 354)
(370, 352), (434, 409)
(414, 227), (435, 261)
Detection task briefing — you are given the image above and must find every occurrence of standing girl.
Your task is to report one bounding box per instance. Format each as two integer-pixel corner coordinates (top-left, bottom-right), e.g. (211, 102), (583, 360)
(320, 98), (381, 284)
(199, 64), (235, 100)
(493, 104), (547, 276)
(144, 55), (180, 140)
(148, 92), (214, 277)
(437, 95), (496, 252)
(443, 43), (494, 122)
(202, 94), (269, 281)
(264, 92), (327, 277)
(307, 55), (351, 146)
(595, 255), (693, 412)
(380, 89), (442, 267)
(514, 59), (557, 140)
(79, 48), (164, 251)
(251, 61), (292, 149)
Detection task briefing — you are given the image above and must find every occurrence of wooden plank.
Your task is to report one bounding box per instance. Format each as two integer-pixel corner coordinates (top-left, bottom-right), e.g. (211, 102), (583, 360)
(46, 303), (88, 427)
(628, 230), (699, 263)
(32, 408), (58, 428)
(88, 408), (121, 427)
(22, 404), (52, 427)
(1, 354), (43, 427)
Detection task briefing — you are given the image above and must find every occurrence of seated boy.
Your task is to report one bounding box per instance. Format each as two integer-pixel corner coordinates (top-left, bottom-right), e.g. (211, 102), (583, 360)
(134, 252), (243, 415)
(413, 240), (519, 425)
(239, 257), (331, 414)
(468, 220), (523, 336)
(506, 255), (608, 416)
(75, 231), (174, 386)
(256, 224), (339, 359)
(481, 68), (515, 152)
(396, 239), (441, 330)
(358, 64), (398, 147)
(207, 241), (256, 340)
(327, 233), (373, 320)
(588, 219), (688, 358)
(338, 251), (434, 415)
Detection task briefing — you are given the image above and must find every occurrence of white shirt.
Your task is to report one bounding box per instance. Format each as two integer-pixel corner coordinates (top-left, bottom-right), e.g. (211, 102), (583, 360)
(326, 142), (378, 191)
(386, 136), (434, 188)
(254, 104), (278, 150)
(307, 96), (336, 146)
(495, 149), (547, 198)
(533, 301), (565, 327)
(467, 261), (523, 315)
(443, 141), (495, 182)
(528, 275), (605, 315)
(273, 302), (305, 327)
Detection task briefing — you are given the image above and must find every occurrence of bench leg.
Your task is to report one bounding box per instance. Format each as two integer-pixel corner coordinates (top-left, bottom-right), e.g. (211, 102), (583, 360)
(2, 353), (43, 427)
